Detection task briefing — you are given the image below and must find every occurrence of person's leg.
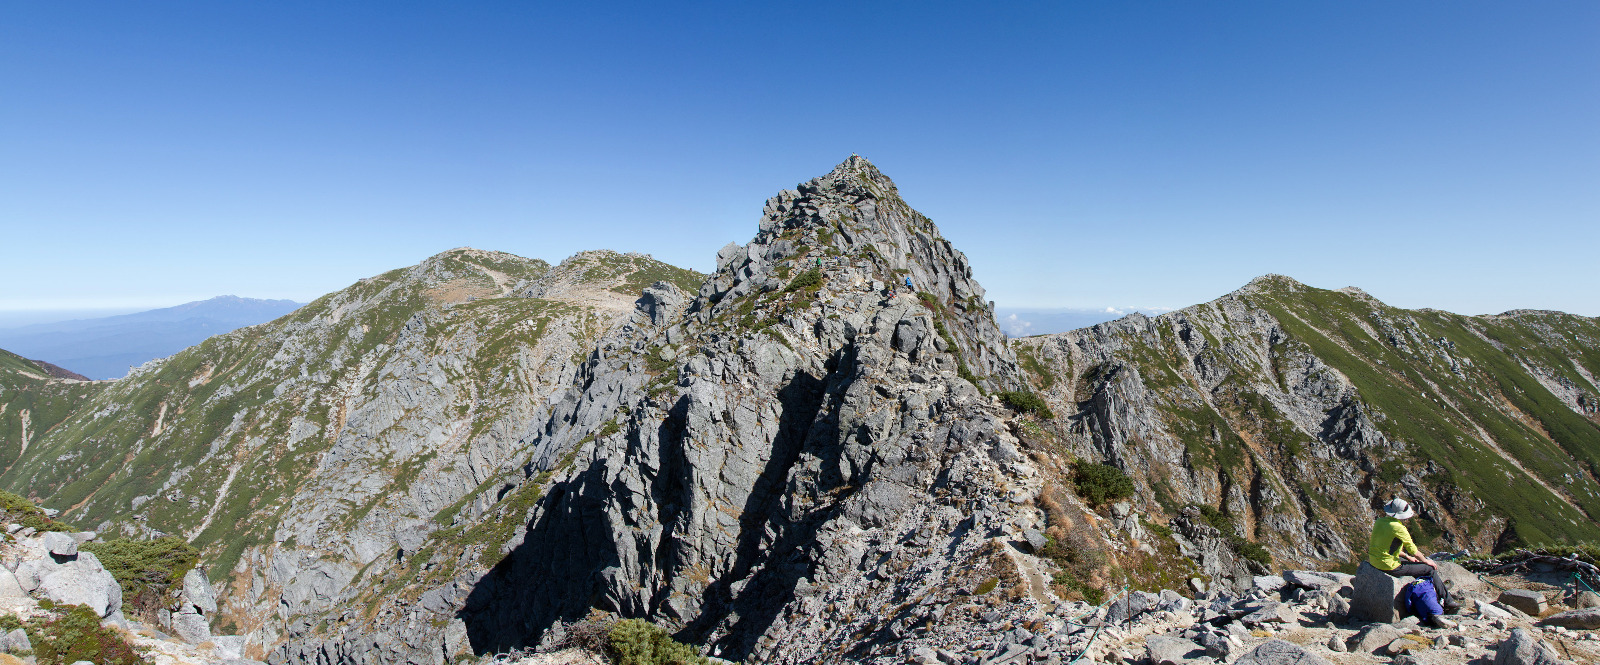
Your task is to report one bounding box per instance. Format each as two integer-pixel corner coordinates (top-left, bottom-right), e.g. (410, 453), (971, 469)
(1384, 562), (1437, 577)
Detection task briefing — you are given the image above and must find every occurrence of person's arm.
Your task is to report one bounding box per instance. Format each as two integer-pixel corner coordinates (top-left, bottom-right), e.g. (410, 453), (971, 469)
(1394, 522), (1437, 566)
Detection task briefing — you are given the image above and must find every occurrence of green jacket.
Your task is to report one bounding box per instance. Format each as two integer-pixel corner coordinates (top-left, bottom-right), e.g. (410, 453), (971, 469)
(1368, 516), (1419, 570)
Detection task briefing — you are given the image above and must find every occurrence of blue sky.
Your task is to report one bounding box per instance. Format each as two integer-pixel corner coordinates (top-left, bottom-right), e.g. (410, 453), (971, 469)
(3, 1), (1596, 317)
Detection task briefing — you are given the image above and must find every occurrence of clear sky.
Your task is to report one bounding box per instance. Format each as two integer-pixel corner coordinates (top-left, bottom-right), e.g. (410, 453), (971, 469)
(4, 2), (1596, 317)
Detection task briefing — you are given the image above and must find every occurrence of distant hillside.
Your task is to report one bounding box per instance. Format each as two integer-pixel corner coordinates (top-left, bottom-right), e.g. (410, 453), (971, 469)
(0, 296), (302, 379)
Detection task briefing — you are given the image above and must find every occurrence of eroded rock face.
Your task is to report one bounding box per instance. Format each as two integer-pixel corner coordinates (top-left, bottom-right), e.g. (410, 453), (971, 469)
(448, 156), (1031, 662)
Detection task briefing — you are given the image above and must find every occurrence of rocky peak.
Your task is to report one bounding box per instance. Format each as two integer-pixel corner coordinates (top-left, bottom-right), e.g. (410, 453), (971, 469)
(694, 155), (1017, 389)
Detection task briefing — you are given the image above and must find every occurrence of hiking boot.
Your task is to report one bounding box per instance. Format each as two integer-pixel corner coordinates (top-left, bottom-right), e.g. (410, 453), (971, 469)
(1426, 615), (1457, 630)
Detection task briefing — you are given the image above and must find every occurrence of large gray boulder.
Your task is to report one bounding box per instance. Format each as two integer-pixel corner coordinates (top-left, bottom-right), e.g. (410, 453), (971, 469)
(1351, 561), (1410, 623)
(1566, 590), (1600, 609)
(1233, 639), (1333, 665)
(182, 567), (218, 614)
(1346, 623), (1404, 654)
(37, 552), (121, 618)
(172, 608), (210, 644)
(1144, 635), (1202, 665)
(1537, 607), (1600, 630)
(0, 568), (26, 600)
(2, 629), (30, 654)
(1282, 570), (1338, 591)
(41, 531), (77, 557)
(1493, 628), (1562, 665)
(1499, 588), (1547, 616)
(1431, 561), (1486, 603)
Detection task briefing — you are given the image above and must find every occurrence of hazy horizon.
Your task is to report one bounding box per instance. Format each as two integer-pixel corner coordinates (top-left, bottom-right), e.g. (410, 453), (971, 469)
(5, 3), (1596, 317)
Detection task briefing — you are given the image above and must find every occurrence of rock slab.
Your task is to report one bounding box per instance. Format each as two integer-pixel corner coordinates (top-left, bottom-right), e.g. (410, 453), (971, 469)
(1537, 607), (1600, 630)
(1499, 588), (1548, 616)
(1351, 561), (1410, 623)
(1144, 635), (1202, 665)
(1493, 627), (1562, 665)
(1233, 639), (1333, 665)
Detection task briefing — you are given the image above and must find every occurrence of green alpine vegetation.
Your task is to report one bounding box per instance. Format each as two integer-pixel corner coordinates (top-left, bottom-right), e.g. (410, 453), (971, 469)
(1016, 275), (1600, 569)
(0, 247), (707, 645)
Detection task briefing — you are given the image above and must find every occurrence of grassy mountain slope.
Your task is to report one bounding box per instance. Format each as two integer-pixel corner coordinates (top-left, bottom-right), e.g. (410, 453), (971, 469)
(1015, 276), (1600, 568)
(0, 247), (703, 649)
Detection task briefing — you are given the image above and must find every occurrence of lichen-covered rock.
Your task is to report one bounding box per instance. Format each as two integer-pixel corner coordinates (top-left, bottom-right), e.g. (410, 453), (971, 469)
(1538, 607), (1600, 630)
(1233, 639), (1332, 665)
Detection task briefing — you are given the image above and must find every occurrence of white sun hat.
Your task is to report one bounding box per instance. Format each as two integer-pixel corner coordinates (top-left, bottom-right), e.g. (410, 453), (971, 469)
(1383, 498), (1415, 520)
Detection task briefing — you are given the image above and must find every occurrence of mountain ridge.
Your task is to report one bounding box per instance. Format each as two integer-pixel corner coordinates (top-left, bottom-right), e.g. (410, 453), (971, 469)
(0, 157), (1595, 665)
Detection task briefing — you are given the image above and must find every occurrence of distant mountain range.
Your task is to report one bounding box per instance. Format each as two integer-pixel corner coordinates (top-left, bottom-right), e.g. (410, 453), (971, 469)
(0, 296), (302, 379)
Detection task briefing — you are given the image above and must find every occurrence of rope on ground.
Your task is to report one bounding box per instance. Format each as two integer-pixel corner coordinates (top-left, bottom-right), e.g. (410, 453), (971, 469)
(1065, 584), (1130, 665)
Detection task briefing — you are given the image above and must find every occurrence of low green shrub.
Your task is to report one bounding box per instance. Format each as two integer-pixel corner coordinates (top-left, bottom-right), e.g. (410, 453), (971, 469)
(0, 490), (72, 533)
(1050, 571), (1105, 605)
(998, 390), (1053, 420)
(1193, 505), (1272, 567)
(974, 577), (999, 595)
(1072, 462), (1134, 508)
(81, 536), (199, 620)
(16, 603), (146, 665)
(607, 619), (708, 665)
(784, 268), (822, 293)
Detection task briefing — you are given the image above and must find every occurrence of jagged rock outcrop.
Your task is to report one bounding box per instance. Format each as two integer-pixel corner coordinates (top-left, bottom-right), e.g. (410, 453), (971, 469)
(5, 157), (1599, 665)
(1013, 275), (1600, 586)
(0, 248), (704, 661)
(279, 156), (1036, 664)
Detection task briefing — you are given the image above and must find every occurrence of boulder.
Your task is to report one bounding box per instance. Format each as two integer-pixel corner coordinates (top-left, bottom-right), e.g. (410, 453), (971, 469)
(1252, 575), (1286, 594)
(1566, 590), (1600, 609)
(181, 567), (218, 614)
(2, 629), (30, 654)
(1327, 593), (1350, 618)
(212, 636), (247, 660)
(1346, 623), (1404, 654)
(1199, 631), (1232, 660)
(1493, 627), (1562, 665)
(1105, 591), (1157, 624)
(0, 569), (26, 600)
(1498, 589), (1546, 617)
(1240, 601), (1299, 625)
(1431, 561), (1486, 602)
(172, 608), (211, 644)
(1233, 639), (1333, 665)
(1351, 561), (1410, 623)
(41, 531), (77, 557)
(1282, 570), (1337, 591)
(37, 554), (121, 618)
(1478, 599), (1516, 619)
(1144, 635), (1202, 665)
(1325, 634), (1345, 652)
(1537, 607), (1600, 630)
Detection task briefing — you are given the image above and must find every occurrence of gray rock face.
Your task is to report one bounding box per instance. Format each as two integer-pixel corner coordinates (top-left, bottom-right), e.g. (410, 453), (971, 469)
(1499, 588), (1547, 616)
(0, 568), (25, 599)
(41, 531), (77, 557)
(271, 156), (1030, 665)
(1346, 623), (1404, 654)
(1282, 570), (1336, 591)
(1351, 561), (1410, 623)
(1432, 561), (1485, 603)
(1233, 638), (1332, 665)
(1144, 635), (1202, 665)
(37, 551), (122, 617)
(1537, 606), (1600, 629)
(1493, 627), (1562, 665)
(2, 629), (31, 654)
(1567, 590), (1600, 609)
